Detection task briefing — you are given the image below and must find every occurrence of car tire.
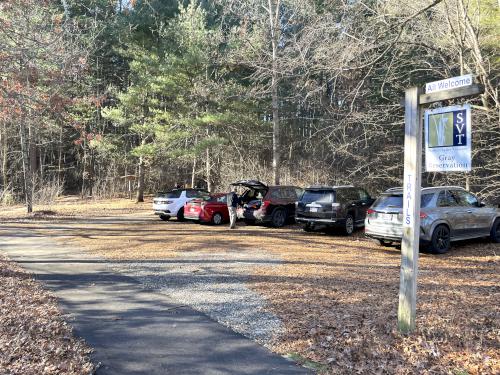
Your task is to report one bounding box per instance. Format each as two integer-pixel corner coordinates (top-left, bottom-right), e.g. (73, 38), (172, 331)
(490, 218), (500, 243)
(176, 208), (185, 221)
(429, 224), (451, 254)
(271, 208), (286, 228)
(212, 212), (223, 225)
(376, 239), (392, 247)
(303, 223), (314, 232)
(343, 214), (354, 235)
(159, 215), (170, 221)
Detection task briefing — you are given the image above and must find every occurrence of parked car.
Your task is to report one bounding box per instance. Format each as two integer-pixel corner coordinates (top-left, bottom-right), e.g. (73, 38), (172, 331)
(365, 186), (500, 253)
(184, 193), (229, 225)
(295, 185), (374, 235)
(153, 188), (210, 221)
(231, 180), (302, 227)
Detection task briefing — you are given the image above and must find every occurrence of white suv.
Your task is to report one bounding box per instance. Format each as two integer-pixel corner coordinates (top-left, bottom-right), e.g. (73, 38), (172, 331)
(153, 189), (210, 221)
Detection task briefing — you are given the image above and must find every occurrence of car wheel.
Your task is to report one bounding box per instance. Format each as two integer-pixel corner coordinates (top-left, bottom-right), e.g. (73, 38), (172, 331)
(212, 212), (223, 225)
(343, 214), (354, 235)
(303, 223), (314, 232)
(429, 225), (451, 254)
(159, 215), (170, 221)
(490, 218), (500, 243)
(176, 208), (185, 221)
(271, 208), (286, 228)
(376, 239), (392, 247)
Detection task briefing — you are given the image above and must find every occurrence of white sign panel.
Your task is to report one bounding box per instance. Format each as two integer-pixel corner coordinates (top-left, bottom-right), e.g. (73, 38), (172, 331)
(425, 74), (473, 94)
(402, 173), (419, 228)
(425, 104), (471, 172)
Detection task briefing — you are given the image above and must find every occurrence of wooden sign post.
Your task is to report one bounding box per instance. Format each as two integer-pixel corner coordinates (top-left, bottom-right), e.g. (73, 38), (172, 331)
(398, 81), (484, 334)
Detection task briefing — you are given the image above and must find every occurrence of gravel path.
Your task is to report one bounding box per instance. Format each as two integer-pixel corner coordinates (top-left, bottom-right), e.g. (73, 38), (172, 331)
(109, 248), (284, 346)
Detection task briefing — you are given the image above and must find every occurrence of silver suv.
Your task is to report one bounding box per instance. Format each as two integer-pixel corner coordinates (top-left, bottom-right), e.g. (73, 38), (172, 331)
(365, 186), (500, 253)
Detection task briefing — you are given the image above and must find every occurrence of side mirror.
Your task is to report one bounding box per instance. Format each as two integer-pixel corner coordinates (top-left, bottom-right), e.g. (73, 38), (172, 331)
(478, 201), (486, 207)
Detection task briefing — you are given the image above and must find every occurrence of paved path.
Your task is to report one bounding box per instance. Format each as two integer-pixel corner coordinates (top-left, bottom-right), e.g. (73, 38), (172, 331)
(0, 225), (310, 375)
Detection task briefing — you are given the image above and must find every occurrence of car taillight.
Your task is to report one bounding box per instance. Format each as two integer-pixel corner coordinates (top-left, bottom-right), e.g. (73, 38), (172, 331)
(419, 212), (428, 219)
(261, 200), (270, 212)
(367, 208), (375, 215)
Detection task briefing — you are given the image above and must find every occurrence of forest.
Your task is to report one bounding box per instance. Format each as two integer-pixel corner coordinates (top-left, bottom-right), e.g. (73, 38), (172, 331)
(0, 0), (498, 212)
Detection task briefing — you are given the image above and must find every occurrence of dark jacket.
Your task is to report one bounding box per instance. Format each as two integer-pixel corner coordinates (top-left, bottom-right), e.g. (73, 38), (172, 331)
(227, 192), (239, 208)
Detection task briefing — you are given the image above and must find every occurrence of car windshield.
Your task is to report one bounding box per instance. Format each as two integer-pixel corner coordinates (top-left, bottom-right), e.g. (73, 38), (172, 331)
(374, 193), (433, 209)
(209, 194), (227, 203)
(157, 190), (182, 199)
(301, 190), (334, 204)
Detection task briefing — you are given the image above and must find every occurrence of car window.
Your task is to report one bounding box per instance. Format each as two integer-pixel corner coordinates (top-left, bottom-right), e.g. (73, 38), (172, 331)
(159, 190), (182, 199)
(453, 190), (479, 207)
(358, 189), (370, 201)
(374, 193), (433, 209)
(186, 190), (196, 198)
(295, 188), (304, 199)
(270, 188), (282, 199)
(186, 190), (209, 198)
(337, 188), (356, 203)
(437, 190), (459, 207)
(420, 193), (434, 208)
(301, 190), (333, 204)
(210, 195), (227, 203)
(283, 187), (297, 199)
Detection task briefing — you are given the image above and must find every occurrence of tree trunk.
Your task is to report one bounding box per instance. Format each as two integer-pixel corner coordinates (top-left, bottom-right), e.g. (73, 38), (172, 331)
(268, 0), (281, 185)
(206, 147), (212, 192)
(1, 121), (8, 191)
(136, 144), (145, 203)
(81, 146), (86, 198)
(191, 157), (197, 188)
(58, 125), (63, 187)
(191, 135), (197, 188)
(19, 119), (33, 213)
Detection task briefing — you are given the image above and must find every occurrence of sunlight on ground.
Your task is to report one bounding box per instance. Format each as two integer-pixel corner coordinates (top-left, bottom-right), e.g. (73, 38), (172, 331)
(1, 198), (498, 374)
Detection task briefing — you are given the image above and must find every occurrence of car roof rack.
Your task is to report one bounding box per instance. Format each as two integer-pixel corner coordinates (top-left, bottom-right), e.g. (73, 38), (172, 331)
(306, 185), (354, 189)
(384, 186), (467, 193)
(385, 187), (402, 192)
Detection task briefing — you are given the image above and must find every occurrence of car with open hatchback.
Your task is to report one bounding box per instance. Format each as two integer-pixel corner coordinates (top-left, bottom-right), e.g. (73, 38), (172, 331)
(231, 180), (302, 227)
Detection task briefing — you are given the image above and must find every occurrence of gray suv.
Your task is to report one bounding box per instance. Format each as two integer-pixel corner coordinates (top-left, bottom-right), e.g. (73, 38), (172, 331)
(365, 186), (500, 253)
(295, 185), (374, 235)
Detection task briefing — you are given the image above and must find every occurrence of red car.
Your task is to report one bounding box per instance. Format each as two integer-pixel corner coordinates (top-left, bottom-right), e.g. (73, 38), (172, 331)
(184, 193), (229, 225)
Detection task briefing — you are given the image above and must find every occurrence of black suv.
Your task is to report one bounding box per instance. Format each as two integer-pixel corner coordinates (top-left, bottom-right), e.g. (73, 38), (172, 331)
(295, 185), (374, 235)
(231, 180), (303, 227)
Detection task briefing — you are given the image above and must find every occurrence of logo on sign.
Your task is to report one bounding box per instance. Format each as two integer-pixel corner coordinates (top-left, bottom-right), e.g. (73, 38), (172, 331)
(424, 104), (471, 173)
(428, 109), (467, 148)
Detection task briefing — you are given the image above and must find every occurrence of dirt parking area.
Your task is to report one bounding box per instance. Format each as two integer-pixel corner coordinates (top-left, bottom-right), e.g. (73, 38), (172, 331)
(1, 198), (499, 374)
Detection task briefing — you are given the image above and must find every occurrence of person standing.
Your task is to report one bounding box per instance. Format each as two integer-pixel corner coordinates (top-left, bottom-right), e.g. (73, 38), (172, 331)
(227, 187), (239, 229)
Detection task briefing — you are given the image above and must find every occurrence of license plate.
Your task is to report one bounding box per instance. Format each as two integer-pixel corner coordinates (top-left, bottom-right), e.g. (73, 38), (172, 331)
(309, 207), (318, 213)
(379, 213), (393, 221)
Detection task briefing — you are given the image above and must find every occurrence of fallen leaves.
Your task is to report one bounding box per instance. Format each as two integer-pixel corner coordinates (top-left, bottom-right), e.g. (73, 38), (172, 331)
(249, 235), (499, 374)
(1, 198), (498, 374)
(0, 254), (94, 375)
